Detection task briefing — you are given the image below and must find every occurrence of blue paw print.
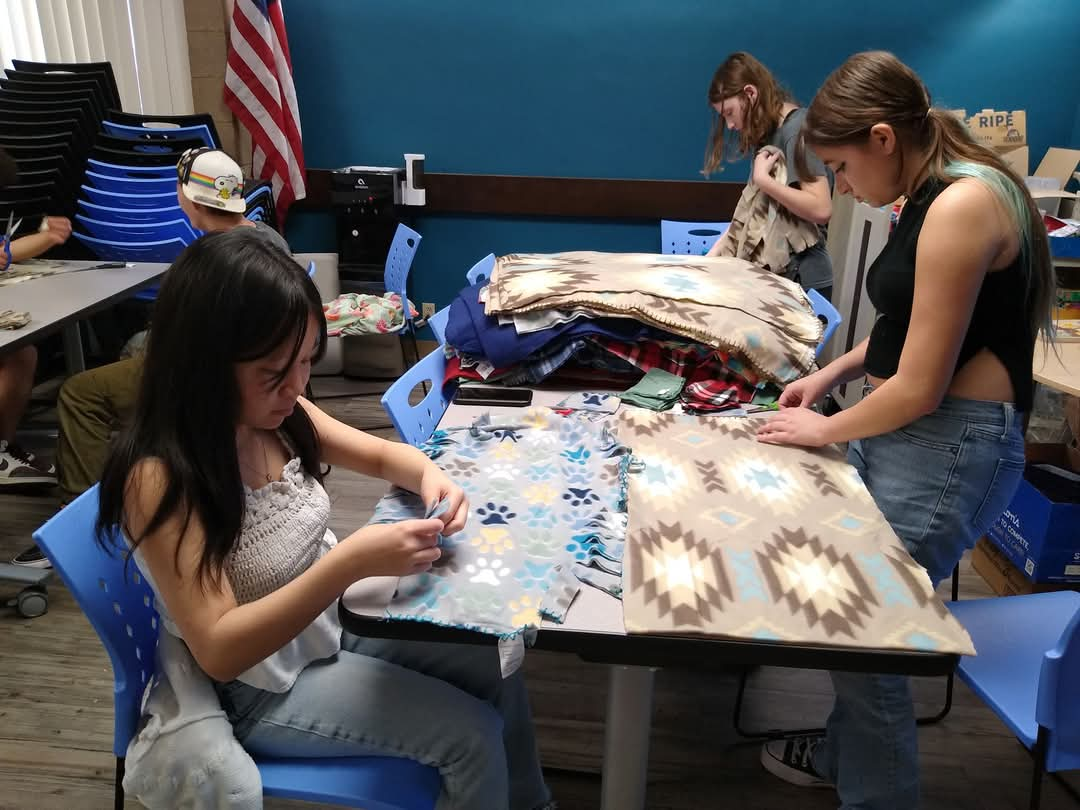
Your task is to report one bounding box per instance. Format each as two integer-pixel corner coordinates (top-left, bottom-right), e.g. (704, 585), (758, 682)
(524, 505), (557, 529)
(492, 428), (522, 443)
(476, 502), (517, 525)
(582, 393), (607, 407)
(526, 463), (555, 482)
(515, 560), (555, 590)
(564, 534), (593, 562)
(563, 487), (600, 508)
(395, 574), (451, 613)
(454, 442), (484, 460)
(561, 446), (592, 465)
(564, 468), (593, 487)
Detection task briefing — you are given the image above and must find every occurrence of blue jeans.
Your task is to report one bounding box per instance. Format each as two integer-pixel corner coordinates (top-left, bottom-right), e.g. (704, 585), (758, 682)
(217, 633), (550, 810)
(813, 395), (1025, 809)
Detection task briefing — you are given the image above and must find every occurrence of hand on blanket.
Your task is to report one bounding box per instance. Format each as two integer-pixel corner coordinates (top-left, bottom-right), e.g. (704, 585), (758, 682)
(419, 467), (470, 536)
(777, 370), (833, 409)
(349, 519), (445, 577)
(752, 149), (782, 187)
(756, 407), (831, 448)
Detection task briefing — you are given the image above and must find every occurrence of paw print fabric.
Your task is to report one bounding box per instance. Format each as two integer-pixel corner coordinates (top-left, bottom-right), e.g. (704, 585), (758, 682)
(366, 407), (630, 638)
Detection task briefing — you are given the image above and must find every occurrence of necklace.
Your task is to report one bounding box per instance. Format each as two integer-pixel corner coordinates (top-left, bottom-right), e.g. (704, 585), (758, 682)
(239, 431), (274, 484)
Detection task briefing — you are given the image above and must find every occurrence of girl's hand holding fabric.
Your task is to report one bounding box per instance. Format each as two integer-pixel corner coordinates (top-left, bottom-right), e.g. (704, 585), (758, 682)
(418, 466), (469, 535)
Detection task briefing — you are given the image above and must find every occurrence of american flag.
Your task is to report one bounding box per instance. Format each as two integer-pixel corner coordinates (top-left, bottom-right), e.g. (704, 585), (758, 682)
(224, 0), (306, 225)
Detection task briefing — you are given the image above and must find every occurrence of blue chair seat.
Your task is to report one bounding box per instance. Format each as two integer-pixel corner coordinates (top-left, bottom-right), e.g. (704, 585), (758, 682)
(102, 120), (216, 149)
(33, 486), (440, 810)
(950, 592), (1080, 749)
(259, 756), (440, 809)
(76, 214), (199, 244)
(660, 220), (730, 255)
(79, 199), (185, 224)
(86, 170), (178, 195)
(87, 158), (178, 179)
(75, 232), (188, 264)
(81, 184), (178, 209)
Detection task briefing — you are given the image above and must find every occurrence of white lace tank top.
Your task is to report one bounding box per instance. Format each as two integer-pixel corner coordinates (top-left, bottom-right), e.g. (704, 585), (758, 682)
(135, 455), (343, 694)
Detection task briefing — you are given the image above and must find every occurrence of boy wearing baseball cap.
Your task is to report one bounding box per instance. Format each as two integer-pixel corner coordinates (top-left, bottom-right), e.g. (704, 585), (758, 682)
(13, 148), (289, 567)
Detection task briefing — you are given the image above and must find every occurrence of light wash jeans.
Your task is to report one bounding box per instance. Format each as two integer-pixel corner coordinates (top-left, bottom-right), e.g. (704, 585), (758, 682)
(217, 633), (550, 810)
(813, 395), (1025, 809)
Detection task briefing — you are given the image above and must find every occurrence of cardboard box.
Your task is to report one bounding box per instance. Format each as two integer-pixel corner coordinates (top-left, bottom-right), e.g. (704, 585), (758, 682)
(963, 108), (1027, 149)
(1029, 148), (1080, 218)
(986, 444), (1080, 583)
(971, 536), (1080, 596)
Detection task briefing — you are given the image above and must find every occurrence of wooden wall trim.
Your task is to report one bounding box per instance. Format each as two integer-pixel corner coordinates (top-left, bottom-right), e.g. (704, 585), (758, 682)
(299, 169), (743, 221)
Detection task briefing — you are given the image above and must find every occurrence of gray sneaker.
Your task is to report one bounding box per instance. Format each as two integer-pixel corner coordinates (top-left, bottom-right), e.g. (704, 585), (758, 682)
(0, 440), (57, 487)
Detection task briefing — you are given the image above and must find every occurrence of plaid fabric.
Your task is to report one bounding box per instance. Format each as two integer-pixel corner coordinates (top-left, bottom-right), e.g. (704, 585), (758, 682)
(591, 338), (761, 409)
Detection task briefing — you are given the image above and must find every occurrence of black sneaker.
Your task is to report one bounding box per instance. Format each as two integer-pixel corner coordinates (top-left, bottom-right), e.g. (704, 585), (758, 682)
(0, 440), (57, 487)
(760, 736), (831, 788)
(12, 544), (51, 569)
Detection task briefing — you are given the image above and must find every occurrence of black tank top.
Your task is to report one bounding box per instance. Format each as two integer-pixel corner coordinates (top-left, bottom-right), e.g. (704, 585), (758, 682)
(864, 177), (1035, 412)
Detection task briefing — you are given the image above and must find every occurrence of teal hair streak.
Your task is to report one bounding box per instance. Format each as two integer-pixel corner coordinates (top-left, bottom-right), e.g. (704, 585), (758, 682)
(943, 160), (1053, 342)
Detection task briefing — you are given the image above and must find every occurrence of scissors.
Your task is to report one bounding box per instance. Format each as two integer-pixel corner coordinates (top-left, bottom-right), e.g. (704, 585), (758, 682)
(1, 212), (22, 270)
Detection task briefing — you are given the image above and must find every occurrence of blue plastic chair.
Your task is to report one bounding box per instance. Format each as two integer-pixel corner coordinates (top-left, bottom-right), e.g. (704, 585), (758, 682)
(74, 232), (188, 264)
(81, 185), (178, 209)
(806, 287), (842, 357)
(383, 224), (424, 365)
(102, 120), (216, 149)
(86, 170), (177, 195)
(87, 158), (178, 179)
(426, 306), (450, 345)
(32, 486), (441, 810)
(660, 220), (730, 255)
(949, 592), (1080, 810)
(381, 346), (456, 446)
(76, 214), (198, 244)
(465, 253), (496, 285)
(78, 199), (185, 224)
(246, 205), (267, 223)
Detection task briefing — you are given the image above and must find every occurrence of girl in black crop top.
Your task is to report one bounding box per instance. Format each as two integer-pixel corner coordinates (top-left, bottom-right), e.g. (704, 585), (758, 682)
(753, 52), (1055, 810)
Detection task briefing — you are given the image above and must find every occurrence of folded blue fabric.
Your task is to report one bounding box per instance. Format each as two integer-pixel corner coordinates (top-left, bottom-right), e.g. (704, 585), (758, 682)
(445, 281), (665, 368)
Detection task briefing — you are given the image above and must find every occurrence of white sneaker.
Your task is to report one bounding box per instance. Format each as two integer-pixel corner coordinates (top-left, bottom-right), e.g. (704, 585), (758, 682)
(760, 736), (832, 788)
(0, 440), (57, 487)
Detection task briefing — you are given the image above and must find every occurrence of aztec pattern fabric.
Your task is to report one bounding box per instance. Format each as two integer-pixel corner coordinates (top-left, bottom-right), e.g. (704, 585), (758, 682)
(714, 146), (822, 273)
(616, 410), (975, 655)
(485, 251), (822, 383)
(367, 407), (630, 638)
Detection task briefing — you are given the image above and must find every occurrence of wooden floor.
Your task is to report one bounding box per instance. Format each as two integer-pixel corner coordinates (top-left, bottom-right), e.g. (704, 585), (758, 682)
(2, 389), (1078, 810)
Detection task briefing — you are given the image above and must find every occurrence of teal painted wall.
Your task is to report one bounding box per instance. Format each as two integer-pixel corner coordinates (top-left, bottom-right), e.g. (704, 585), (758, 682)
(283, 0), (1080, 312)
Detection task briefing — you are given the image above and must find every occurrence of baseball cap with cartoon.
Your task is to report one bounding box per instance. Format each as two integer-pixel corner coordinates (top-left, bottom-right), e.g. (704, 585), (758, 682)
(176, 148), (247, 213)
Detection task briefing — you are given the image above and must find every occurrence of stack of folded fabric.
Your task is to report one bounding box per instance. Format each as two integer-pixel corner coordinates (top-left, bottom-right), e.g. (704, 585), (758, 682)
(618, 368), (684, 411)
(443, 251), (822, 412)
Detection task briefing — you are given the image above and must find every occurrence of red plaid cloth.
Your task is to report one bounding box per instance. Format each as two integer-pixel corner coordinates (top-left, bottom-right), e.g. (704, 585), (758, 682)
(590, 338), (761, 409)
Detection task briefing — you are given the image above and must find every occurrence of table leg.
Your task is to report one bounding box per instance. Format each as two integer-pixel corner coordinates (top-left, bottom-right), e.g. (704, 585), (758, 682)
(61, 322), (84, 375)
(600, 665), (655, 810)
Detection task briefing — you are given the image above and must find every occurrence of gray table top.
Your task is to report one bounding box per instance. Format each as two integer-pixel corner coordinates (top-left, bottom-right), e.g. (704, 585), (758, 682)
(0, 260), (169, 356)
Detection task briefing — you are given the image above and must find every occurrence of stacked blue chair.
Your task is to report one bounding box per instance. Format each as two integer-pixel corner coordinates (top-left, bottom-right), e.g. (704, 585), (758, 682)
(660, 220), (730, 255)
(34, 485), (441, 810)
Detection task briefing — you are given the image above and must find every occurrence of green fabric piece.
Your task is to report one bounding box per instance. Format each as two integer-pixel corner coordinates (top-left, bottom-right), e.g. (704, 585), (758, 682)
(619, 368), (686, 411)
